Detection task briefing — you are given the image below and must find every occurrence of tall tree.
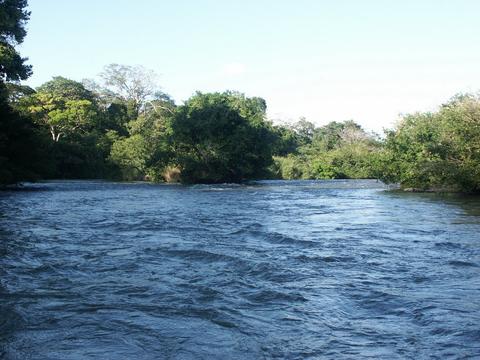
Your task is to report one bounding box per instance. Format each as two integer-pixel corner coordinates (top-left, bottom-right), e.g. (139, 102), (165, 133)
(21, 77), (99, 142)
(0, 0), (48, 186)
(98, 64), (160, 116)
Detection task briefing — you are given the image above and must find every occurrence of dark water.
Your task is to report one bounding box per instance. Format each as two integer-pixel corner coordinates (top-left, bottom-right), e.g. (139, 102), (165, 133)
(1, 180), (480, 359)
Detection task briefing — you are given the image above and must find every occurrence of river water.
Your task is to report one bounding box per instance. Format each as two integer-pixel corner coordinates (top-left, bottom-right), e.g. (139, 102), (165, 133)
(0, 180), (479, 359)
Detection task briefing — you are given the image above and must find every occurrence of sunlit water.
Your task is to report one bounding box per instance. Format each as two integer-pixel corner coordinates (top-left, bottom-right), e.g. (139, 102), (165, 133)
(1, 180), (480, 359)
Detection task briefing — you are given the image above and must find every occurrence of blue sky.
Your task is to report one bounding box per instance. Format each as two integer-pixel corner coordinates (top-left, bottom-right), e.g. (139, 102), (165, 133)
(20, 0), (480, 131)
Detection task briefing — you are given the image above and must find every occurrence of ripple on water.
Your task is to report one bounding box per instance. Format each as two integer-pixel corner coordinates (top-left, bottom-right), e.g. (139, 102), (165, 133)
(0, 179), (479, 359)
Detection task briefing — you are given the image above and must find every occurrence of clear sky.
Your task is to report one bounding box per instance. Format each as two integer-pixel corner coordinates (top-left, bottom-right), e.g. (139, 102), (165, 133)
(20, 0), (480, 132)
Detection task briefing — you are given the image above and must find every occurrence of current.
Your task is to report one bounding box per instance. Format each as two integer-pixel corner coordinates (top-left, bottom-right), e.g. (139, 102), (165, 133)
(1, 180), (479, 359)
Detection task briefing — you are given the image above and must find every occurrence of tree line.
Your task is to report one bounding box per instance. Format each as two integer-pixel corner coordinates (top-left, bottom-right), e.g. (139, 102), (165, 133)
(1, 1), (479, 192)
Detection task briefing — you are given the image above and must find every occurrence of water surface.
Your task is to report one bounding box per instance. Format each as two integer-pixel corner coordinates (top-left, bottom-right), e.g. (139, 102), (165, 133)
(1, 180), (479, 359)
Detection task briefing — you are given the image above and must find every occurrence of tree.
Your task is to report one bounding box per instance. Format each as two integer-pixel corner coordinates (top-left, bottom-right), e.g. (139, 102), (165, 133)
(292, 117), (315, 145)
(169, 91), (275, 183)
(273, 120), (382, 180)
(0, 0), (31, 81)
(271, 124), (300, 156)
(37, 76), (95, 101)
(311, 121), (347, 150)
(339, 120), (369, 145)
(98, 64), (161, 116)
(22, 77), (99, 142)
(106, 90), (175, 181)
(5, 82), (34, 103)
(0, 88), (50, 184)
(0, 0), (47, 186)
(378, 93), (480, 192)
(109, 134), (149, 180)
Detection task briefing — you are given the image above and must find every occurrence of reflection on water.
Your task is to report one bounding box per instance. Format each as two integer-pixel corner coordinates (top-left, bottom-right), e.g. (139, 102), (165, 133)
(0, 180), (479, 359)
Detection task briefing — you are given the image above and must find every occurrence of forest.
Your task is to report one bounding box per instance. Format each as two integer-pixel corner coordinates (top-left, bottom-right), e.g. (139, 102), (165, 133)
(1, 1), (479, 192)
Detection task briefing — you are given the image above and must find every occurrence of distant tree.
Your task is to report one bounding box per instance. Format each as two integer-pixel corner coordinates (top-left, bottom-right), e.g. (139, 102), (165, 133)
(22, 77), (99, 142)
(107, 91), (176, 181)
(311, 121), (345, 150)
(144, 92), (176, 116)
(339, 120), (369, 144)
(36, 76), (95, 101)
(292, 117), (315, 145)
(98, 64), (161, 116)
(273, 120), (382, 180)
(271, 124), (300, 156)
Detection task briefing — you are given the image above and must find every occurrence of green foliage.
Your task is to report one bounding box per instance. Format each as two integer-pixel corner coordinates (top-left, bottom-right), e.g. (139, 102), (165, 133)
(0, 42), (30, 81)
(109, 134), (148, 180)
(272, 155), (305, 179)
(1, 2), (478, 191)
(271, 125), (301, 156)
(0, 84), (50, 185)
(273, 120), (381, 180)
(5, 82), (33, 102)
(0, 0), (45, 185)
(21, 77), (99, 142)
(7, 76), (126, 180)
(107, 94), (175, 181)
(0, 0), (29, 43)
(311, 120), (364, 151)
(1, 1), (477, 192)
(100, 102), (130, 136)
(378, 94), (480, 192)
(49, 134), (107, 179)
(169, 91), (274, 183)
(0, 0), (31, 81)
(36, 76), (95, 100)
(292, 117), (315, 146)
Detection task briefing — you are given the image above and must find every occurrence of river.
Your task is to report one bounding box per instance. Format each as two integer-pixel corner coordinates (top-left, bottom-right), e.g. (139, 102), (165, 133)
(1, 180), (479, 359)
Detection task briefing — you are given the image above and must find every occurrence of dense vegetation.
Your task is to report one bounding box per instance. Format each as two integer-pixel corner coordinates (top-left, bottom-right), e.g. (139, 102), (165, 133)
(0, 0), (45, 185)
(1, 1), (479, 192)
(272, 119), (382, 180)
(378, 95), (480, 193)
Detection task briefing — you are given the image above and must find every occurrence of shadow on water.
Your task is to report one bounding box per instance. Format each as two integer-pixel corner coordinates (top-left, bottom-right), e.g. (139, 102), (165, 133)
(383, 189), (480, 218)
